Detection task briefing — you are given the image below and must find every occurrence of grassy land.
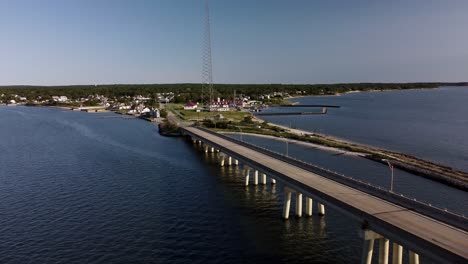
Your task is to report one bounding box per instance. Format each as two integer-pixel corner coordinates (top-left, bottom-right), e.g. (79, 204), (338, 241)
(165, 103), (251, 122)
(179, 110), (250, 121)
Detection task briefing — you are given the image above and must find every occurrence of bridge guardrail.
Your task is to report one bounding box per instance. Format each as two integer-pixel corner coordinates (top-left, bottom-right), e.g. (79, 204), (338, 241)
(191, 126), (468, 231)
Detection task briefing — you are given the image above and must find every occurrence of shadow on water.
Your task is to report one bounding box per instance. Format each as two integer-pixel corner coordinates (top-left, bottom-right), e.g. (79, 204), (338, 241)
(187, 140), (366, 263)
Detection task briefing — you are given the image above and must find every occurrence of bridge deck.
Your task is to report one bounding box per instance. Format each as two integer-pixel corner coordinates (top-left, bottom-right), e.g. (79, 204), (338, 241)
(184, 127), (468, 262)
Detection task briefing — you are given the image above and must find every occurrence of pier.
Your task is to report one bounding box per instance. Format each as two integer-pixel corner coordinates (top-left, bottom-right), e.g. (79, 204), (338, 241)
(280, 104), (340, 108)
(182, 126), (468, 264)
(255, 107), (328, 116)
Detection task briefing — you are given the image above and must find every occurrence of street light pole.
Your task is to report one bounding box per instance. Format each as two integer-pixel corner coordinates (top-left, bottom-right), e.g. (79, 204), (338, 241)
(383, 159), (394, 192)
(236, 126), (243, 141)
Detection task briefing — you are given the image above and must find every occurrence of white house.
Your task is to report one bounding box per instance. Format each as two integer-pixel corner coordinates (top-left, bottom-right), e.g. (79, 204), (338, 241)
(52, 96), (68, 102)
(141, 107), (151, 114)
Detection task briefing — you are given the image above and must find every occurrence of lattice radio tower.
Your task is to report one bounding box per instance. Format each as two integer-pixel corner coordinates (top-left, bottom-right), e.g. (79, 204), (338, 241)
(201, 0), (213, 107)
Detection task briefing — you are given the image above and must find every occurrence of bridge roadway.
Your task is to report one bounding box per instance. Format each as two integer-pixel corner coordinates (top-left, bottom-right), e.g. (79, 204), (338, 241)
(183, 126), (468, 263)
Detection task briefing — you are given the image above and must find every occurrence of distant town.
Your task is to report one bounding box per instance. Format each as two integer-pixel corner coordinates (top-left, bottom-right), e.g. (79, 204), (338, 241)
(0, 90), (295, 121)
(2, 82), (462, 121)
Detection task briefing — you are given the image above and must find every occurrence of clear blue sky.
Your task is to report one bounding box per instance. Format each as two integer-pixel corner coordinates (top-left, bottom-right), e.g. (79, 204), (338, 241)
(1, 0), (467, 85)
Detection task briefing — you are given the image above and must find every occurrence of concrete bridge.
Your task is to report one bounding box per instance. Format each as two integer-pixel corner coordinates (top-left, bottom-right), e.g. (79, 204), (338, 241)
(181, 126), (468, 264)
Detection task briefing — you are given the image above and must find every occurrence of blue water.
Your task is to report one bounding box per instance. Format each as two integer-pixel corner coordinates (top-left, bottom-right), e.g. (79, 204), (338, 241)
(0, 105), (465, 263)
(0, 106), (363, 263)
(261, 86), (468, 172)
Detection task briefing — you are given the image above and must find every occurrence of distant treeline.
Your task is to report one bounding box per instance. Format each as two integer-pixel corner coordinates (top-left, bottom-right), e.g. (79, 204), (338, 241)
(1, 82), (466, 102)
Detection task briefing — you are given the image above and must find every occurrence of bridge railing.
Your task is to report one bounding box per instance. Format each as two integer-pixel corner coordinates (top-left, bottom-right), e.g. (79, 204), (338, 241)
(191, 127), (468, 231)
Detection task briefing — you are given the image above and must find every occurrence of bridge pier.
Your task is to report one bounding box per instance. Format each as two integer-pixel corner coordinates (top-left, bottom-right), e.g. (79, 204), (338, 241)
(261, 173), (267, 185)
(220, 156), (225, 167)
(305, 197), (313, 216)
(253, 170), (258, 185)
(361, 239), (375, 264)
(296, 193), (303, 217)
(234, 159), (239, 166)
(210, 147), (215, 153)
(378, 238), (389, 264)
(283, 187), (292, 219)
(392, 243), (403, 264)
(409, 251), (419, 264)
(228, 156), (232, 166)
(318, 203), (325, 216)
(244, 167), (250, 186)
(361, 230), (382, 264)
(204, 146), (209, 153)
(271, 178), (276, 184)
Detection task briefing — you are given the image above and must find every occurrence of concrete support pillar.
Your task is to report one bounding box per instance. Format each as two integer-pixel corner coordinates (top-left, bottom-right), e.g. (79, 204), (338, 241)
(261, 173), (267, 185)
(361, 230), (382, 264)
(378, 238), (389, 264)
(318, 203), (325, 216)
(271, 178), (276, 184)
(392, 243), (403, 264)
(197, 140), (202, 145)
(283, 188), (292, 220)
(216, 149), (220, 152)
(244, 168), (250, 186)
(295, 193), (303, 217)
(409, 251), (419, 264)
(361, 239), (375, 264)
(220, 157), (225, 167)
(228, 156), (232, 166)
(234, 159), (239, 166)
(210, 147), (215, 153)
(253, 170), (258, 185)
(204, 146), (209, 153)
(192, 139), (196, 144)
(305, 197), (313, 216)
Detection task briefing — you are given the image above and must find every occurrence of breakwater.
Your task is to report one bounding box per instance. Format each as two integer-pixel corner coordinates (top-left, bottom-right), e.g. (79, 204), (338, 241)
(255, 111), (326, 116)
(280, 104), (340, 108)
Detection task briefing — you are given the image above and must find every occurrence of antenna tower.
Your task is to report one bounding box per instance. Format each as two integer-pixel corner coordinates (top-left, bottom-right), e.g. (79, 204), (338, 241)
(202, 0), (213, 107)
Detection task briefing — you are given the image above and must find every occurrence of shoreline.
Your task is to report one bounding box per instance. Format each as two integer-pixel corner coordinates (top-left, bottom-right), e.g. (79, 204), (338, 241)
(285, 86), (440, 100)
(249, 116), (468, 190)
